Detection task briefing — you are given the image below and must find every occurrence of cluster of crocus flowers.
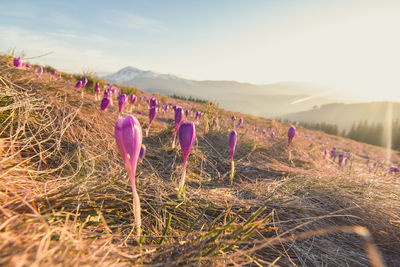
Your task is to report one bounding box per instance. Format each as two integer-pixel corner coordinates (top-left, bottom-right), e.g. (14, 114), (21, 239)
(115, 115), (143, 238)
(229, 130), (237, 185)
(177, 121), (196, 198)
(172, 107), (183, 148)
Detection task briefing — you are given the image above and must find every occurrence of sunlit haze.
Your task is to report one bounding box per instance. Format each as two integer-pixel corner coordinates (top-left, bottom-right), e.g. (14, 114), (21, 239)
(1, 0), (399, 102)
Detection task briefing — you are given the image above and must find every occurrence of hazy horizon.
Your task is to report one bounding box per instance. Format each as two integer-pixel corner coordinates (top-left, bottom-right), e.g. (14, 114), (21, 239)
(1, 0), (399, 102)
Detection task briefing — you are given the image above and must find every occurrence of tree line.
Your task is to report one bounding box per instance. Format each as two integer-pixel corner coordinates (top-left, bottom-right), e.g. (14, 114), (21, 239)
(297, 120), (400, 151)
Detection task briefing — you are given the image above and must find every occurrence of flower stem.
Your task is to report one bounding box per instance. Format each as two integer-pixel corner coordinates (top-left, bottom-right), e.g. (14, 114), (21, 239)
(172, 130), (177, 148)
(178, 160), (187, 198)
(230, 160), (235, 185)
(129, 168), (141, 240)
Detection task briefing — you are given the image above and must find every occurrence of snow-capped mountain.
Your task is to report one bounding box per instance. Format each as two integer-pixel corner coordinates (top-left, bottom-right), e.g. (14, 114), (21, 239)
(106, 66), (181, 83)
(104, 66), (342, 117)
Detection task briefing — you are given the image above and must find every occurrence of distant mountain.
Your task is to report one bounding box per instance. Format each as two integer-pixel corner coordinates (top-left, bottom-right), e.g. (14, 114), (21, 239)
(278, 102), (400, 130)
(105, 66), (342, 117)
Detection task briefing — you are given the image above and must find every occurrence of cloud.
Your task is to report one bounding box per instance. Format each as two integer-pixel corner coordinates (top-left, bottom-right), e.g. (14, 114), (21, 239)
(104, 10), (165, 32)
(0, 25), (125, 73)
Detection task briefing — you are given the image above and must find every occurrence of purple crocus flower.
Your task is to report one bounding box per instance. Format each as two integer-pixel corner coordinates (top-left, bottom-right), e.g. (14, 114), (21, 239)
(389, 167), (400, 174)
(94, 82), (100, 100)
(238, 118), (243, 127)
(13, 57), (22, 67)
(330, 147), (336, 159)
(38, 66), (43, 77)
(229, 130), (238, 185)
(82, 77), (88, 88)
(130, 94), (137, 105)
(139, 96), (143, 103)
(338, 152), (344, 166)
(172, 107), (184, 148)
(288, 126), (296, 146)
(185, 109), (189, 117)
(270, 132), (275, 138)
(75, 80), (83, 97)
(232, 116), (236, 121)
(118, 94), (127, 116)
(115, 115), (143, 238)
(136, 111), (142, 115)
(100, 97), (110, 111)
(177, 121), (196, 198)
(25, 63), (31, 69)
(139, 144), (146, 162)
(146, 106), (157, 136)
(323, 149), (328, 158)
(150, 96), (157, 108)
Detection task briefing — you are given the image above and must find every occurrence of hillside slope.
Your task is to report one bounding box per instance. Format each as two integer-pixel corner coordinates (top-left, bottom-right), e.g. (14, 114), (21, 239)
(279, 102), (400, 131)
(1, 55), (400, 266)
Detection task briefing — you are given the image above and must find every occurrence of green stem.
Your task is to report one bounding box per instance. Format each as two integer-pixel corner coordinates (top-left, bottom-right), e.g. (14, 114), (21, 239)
(230, 160), (235, 185)
(178, 160), (187, 198)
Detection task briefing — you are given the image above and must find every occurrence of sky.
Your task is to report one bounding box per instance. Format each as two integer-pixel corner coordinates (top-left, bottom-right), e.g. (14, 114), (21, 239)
(1, 0), (399, 102)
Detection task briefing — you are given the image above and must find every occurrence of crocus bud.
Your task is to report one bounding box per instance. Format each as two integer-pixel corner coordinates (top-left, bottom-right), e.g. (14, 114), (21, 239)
(270, 132), (275, 138)
(25, 63), (31, 69)
(139, 144), (146, 162)
(75, 80), (82, 89)
(238, 118), (243, 126)
(145, 106), (157, 136)
(288, 126), (296, 146)
(229, 130), (237, 162)
(232, 116), (236, 121)
(338, 152), (344, 166)
(149, 96), (157, 108)
(330, 147), (337, 160)
(118, 94), (127, 116)
(130, 94), (137, 105)
(95, 82), (100, 93)
(185, 109), (189, 117)
(172, 107), (184, 148)
(177, 121), (196, 197)
(82, 77), (88, 87)
(100, 97), (110, 111)
(149, 106), (157, 123)
(38, 66), (43, 76)
(13, 57), (22, 67)
(115, 115), (142, 238)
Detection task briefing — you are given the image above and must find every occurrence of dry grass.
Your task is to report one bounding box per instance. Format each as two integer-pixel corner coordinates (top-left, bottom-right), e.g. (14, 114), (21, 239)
(1, 54), (400, 266)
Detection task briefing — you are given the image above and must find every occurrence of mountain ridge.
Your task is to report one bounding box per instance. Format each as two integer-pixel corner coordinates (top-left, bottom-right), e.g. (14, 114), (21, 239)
(104, 66), (342, 117)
